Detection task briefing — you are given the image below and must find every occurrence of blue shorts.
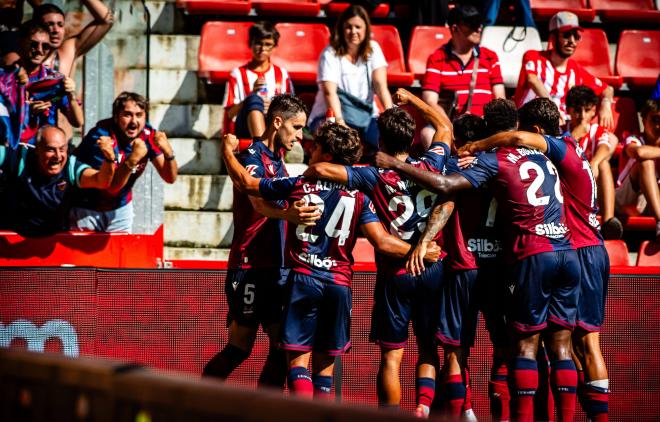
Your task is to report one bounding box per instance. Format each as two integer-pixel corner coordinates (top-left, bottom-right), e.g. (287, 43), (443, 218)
(370, 261), (443, 348)
(225, 267), (290, 328)
(234, 94), (265, 139)
(576, 245), (610, 332)
(437, 268), (480, 348)
(280, 272), (352, 356)
(477, 260), (509, 349)
(507, 250), (580, 333)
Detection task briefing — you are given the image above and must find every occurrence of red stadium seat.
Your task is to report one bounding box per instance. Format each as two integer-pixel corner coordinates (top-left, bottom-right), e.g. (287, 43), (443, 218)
(271, 23), (330, 85)
(604, 240), (631, 266)
(407, 26), (452, 80)
(615, 30), (660, 89)
(370, 25), (414, 86)
(252, 0), (320, 17)
(636, 241), (660, 266)
(198, 21), (253, 84)
(571, 29), (621, 88)
(590, 0), (660, 23)
(322, 1), (390, 18)
(353, 237), (375, 263)
(623, 216), (657, 232)
(529, 0), (595, 22)
(176, 0), (252, 15)
(589, 97), (639, 161)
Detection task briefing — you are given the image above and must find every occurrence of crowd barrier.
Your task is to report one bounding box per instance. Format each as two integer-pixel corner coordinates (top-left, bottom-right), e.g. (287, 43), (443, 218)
(1, 267), (659, 421)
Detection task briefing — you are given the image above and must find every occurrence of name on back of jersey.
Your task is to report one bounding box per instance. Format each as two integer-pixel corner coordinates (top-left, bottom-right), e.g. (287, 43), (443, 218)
(506, 148), (544, 164)
(302, 180), (357, 195)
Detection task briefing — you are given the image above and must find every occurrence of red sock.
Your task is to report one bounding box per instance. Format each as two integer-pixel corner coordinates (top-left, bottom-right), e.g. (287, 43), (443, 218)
(416, 377), (435, 408)
(444, 374), (466, 417)
(462, 369), (473, 412)
(551, 360), (577, 422)
(512, 357), (538, 422)
(584, 382), (608, 422)
(312, 374), (333, 400)
(287, 366), (313, 398)
(490, 363), (510, 421)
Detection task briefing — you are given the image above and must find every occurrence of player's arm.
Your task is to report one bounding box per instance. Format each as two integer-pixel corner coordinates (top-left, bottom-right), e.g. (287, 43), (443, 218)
(78, 136), (115, 189)
(303, 162), (348, 184)
(397, 88), (452, 147)
(71, 0), (114, 57)
(361, 221), (440, 263)
(407, 198), (454, 276)
(459, 130), (548, 156)
(221, 133), (263, 196)
(374, 152), (472, 196)
(250, 197), (320, 226)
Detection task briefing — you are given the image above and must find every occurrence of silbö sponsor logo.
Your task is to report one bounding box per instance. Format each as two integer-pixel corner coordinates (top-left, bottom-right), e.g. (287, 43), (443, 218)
(535, 222), (568, 239)
(299, 252), (337, 270)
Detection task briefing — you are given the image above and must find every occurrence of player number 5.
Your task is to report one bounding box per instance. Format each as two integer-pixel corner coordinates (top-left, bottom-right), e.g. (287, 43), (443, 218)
(244, 283), (255, 305)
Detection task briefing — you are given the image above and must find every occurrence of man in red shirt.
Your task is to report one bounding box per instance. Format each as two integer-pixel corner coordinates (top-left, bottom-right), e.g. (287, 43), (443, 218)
(514, 11), (614, 129)
(420, 4), (505, 149)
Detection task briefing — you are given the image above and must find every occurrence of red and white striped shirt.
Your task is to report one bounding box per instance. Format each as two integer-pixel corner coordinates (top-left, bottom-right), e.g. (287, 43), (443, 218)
(422, 44), (503, 117)
(569, 123), (615, 161)
(514, 50), (607, 119)
(223, 63), (294, 108)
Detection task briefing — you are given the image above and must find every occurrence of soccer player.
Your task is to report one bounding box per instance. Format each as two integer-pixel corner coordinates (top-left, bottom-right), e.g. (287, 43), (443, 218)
(304, 88), (452, 417)
(221, 122), (441, 400)
(461, 97), (610, 421)
(375, 100), (579, 422)
(203, 94), (319, 388)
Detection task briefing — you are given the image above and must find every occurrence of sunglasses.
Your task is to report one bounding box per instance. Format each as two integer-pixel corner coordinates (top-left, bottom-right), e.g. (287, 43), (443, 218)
(30, 40), (52, 52)
(560, 30), (582, 41)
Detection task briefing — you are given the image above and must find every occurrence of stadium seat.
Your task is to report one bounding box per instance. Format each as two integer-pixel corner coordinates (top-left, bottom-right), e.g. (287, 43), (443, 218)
(353, 237), (375, 263)
(407, 26), (452, 80)
(636, 240), (660, 266)
(322, 1), (390, 18)
(623, 216), (657, 232)
(604, 240), (631, 266)
(176, 0), (251, 15)
(252, 0), (321, 17)
(599, 97), (639, 148)
(529, 0), (595, 22)
(571, 29), (622, 88)
(271, 23), (330, 85)
(198, 21), (253, 84)
(480, 26), (543, 88)
(370, 25), (414, 86)
(590, 0), (660, 23)
(615, 30), (660, 89)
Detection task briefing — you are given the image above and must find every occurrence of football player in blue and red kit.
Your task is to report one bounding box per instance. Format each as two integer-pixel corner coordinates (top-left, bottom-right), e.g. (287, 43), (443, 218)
(462, 97), (609, 421)
(203, 94), (321, 388)
(303, 88), (452, 417)
(221, 122), (441, 400)
(375, 100), (580, 422)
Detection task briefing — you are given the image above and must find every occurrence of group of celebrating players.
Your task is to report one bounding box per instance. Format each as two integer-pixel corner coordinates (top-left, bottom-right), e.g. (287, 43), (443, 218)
(202, 88), (610, 422)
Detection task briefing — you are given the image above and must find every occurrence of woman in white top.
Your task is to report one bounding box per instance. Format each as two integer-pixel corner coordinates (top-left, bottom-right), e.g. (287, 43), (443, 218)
(308, 5), (393, 154)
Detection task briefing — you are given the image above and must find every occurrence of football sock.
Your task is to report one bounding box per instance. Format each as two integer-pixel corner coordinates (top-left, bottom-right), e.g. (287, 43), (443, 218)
(584, 379), (609, 421)
(257, 346), (288, 389)
(489, 362), (510, 421)
(511, 356), (538, 422)
(551, 359), (578, 422)
(445, 374), (466, 417)
(312, 374), (333, 399)
(416, 377), (435, 409)
(287, 366), (314, 398)
(202, 344), (250, 379)
(536, 352), (555, 421)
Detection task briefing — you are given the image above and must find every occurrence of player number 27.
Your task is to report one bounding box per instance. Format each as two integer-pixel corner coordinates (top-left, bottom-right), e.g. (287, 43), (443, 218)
(296, 193), (355, 246)
(519, 160), (563, 206)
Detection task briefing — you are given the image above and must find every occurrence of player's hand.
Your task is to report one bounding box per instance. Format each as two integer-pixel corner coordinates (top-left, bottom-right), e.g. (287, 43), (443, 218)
(286, 199), (321, 226)
(97, 136), (116, 162)
(392, 88), (413, 106)
(599, 103), (615, 130)
(457, 155), (476, 169)
(29, 100), (52, 115)
(457, 143), (476, 157)
(154, 131), (173, 157)
(222, 133), (239, 152)
(423, 241), (441, 263)
(406, 241), (428, 276)
(374, 151), (398, 169)
(63, 77), (76, 94)
(128, 138), (148, 165)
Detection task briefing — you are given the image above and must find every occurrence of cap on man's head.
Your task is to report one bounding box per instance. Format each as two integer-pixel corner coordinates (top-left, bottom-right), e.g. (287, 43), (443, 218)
(549, 11), (583, 33)
(447, 4), (483, 28)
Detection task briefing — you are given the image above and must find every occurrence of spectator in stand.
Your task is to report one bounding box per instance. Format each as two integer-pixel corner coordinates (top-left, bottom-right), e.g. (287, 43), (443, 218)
(565, 86), (622, 239)
(0, 125), (115, 236)
(70, 92), (177, 233)
(420, 4), (505, 149)
(1, 0), (42, 66)
(34, 0), (114, 78)
(0, 20), (83, 148)
(615, 99), (660, 240)
(308, 4), (393, 156)
(223, 21), (294, 139)
(514, 11), (615, 129)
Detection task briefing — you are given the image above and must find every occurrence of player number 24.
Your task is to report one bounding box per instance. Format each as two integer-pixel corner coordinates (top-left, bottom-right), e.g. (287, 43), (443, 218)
(296, 193), (355, 246)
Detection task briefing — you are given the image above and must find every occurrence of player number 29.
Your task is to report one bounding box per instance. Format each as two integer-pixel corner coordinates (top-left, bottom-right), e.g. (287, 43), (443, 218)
(388, 190), (436, 240)
(519, 161), (563, 206)
(295, 193), (355, 246)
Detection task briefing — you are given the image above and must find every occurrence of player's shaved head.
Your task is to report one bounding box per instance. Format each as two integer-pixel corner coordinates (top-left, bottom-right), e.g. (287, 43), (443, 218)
(315, 123), (362, 165)
(453, 114), (486, 147)
(484, 98), (518, 135)
(519, 98), (562, 136)
(377, 107), (415, 155)
(266, 94), (308, 127)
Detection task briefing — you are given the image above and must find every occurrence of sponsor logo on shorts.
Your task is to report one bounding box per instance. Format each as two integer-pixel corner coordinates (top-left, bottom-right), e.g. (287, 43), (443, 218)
(535, 222), (568, 238)
(467, 238), (502, 258)
(0, 319), (79, 357)
(299, 252), (337, 270)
